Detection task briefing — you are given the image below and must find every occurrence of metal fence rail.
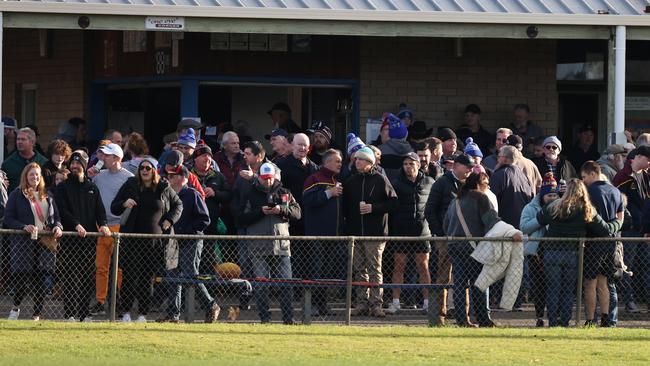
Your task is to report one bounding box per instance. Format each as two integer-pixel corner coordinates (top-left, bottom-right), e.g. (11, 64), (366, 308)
(0, 229), (648, 328)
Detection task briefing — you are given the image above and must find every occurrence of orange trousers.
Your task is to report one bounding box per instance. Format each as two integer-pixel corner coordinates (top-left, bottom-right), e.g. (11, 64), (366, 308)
(95, 224), (123, 304)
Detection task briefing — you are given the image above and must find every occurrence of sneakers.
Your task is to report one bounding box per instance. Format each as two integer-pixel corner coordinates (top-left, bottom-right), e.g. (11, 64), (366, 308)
(82, 316), (93, 323)
(626, 301), (641, 313)
(135, 315), (147, 323)
(584, 320), (596, 328)
(65, 317), (77, 322)
(370, 307), (386, 318)
(8, 308), (20, 320)
(386, 302), (401, 315)
(536, 318), (545, 328)
(283, 319), (300, 325)
(90, 302), (106, 316)
(122, 313), (132, 323)
(205, 302), (221, 324)
(32, 315), (41, 322)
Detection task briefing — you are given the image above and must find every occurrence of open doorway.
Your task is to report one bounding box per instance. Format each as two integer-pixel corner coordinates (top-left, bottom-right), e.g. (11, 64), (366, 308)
(558, 93), (599, 150)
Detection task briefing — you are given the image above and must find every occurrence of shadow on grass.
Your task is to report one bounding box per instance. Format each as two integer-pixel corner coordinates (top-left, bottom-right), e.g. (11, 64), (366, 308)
(1, 324), (649, 342)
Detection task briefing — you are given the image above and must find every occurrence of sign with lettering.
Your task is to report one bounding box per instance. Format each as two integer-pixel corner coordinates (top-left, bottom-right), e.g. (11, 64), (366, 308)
(145, 17), (185, 31)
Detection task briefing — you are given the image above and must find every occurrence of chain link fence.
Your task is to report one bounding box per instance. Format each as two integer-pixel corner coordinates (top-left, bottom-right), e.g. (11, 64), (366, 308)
(0, 229), (648, 327)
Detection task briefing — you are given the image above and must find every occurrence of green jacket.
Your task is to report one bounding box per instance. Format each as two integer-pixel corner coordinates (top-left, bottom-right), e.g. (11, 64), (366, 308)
(1, 151), (48, 193)
(536, 203), (622, 251)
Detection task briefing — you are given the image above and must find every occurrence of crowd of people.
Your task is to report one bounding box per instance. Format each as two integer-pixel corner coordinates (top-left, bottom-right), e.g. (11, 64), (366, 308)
(0, 101), (648, 327)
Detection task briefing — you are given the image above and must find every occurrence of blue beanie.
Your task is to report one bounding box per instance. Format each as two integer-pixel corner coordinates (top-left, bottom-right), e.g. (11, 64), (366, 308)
(463, 137), (483, 158)
(347, 133), (365, 157)
(177, 128), (197, 149)
(387, 113), (408, 140)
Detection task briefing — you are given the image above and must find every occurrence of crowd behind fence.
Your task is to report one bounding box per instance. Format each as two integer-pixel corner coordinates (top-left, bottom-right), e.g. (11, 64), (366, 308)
(1, 229), (649, 328)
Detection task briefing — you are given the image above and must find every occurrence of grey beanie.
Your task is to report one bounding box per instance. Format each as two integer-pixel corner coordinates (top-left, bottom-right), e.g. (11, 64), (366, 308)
(543, 136), (562, 152)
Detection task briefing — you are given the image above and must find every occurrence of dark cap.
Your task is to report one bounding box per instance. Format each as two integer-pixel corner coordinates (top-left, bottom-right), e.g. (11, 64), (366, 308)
(69, 150), (89, 171)
(178, 118), (202, 130)
(403, 152), (420, 163)
(438, 127), (457, 142)
(506, 135), (523, 151)
(578, 124), (594, 134)
(165, 150), (184, 168)
(267, 102), (291, 115)
(264, 128), (289, 140)
(166, 165), (189, 178)
(634, 145), (650, 159)
(464, 104), (482, 115)
(193, 144), (213, 158)
(454, 154), (476, 168)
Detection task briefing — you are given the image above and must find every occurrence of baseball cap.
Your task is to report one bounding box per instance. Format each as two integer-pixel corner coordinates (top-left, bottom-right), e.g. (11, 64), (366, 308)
(259, 163), (276, 179)
(454, 154), (476, 168)
(403, 152), (420, 163)
(604, 144), (625, 155)
(264, 128), (289, 141)
(98, 143), (124, 159)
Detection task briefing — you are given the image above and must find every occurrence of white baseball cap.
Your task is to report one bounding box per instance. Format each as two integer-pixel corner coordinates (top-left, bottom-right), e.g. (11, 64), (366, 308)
(99, 143), (124, 159)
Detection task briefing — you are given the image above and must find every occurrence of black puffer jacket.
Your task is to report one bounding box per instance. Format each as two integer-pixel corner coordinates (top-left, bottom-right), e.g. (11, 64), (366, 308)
(424, 170), (462, 236)
(110, 177), (182, 234)
(342, 167), (398, 236)
(389, 169), (434, 237)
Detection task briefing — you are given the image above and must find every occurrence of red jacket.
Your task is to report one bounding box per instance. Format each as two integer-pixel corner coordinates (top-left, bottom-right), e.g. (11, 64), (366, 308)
(214, 150), (246, 188)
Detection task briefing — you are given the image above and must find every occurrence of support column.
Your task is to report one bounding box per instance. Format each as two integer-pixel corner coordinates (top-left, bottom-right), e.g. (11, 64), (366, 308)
(180, 79), (199, 119)
(0, 12), (4, 164)
(613, 25), (627, 145)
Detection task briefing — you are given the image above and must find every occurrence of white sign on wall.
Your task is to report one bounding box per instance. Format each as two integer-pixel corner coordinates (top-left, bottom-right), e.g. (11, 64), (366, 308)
(145, 17), (185, 31)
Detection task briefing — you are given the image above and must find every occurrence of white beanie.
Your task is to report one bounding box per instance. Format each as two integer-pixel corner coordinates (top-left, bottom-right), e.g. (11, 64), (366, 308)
(354, 146), (376, 165)
(543, 136), (562, 152)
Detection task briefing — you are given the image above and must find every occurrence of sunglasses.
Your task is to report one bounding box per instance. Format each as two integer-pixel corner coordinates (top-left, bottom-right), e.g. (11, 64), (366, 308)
(544, 145), (558, 151)
(139, 165), (153, 171)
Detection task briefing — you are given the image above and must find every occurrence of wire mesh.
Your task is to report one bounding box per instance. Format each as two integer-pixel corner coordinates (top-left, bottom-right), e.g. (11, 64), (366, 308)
(0, 230), (648, 328)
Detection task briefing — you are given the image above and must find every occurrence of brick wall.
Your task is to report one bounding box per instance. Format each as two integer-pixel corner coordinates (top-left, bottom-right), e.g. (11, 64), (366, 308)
(358, 37), (558, 140)
(2, 29), (86, 145)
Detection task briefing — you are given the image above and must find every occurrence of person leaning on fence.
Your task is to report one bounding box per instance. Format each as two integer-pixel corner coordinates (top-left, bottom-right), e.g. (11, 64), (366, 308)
(424, 154), (473, 326)
(111, 158), (182, 323)
(233, 162), (301, 325)
(536, 178), (622, 327)
(89, 143), (133, 316)
(54, 150), (112, 322)
(443, 173), (500, 328)
(162, 165), (221, 323)
(302, 148), (345, 316)
(519, 173), (560, 327)
(4, 163), (63, 321)
(386, 152), (434, 315)
(343, 146), (398, 318)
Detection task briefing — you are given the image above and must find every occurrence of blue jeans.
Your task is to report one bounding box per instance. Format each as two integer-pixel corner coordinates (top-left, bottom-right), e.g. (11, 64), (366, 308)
(544, 250), (577, 327)
(448, 242), (491, 326)
(166, 240), (215, 319)
(250, 254), (293, 323)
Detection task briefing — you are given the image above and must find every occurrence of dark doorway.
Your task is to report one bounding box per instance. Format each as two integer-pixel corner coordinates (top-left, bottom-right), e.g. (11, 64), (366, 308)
(558, 93), (599, 148)
(144, 87), (181, 157)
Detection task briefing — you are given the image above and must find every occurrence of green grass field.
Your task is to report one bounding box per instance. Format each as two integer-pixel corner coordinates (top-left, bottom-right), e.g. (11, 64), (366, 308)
(1, 321), (649, 365)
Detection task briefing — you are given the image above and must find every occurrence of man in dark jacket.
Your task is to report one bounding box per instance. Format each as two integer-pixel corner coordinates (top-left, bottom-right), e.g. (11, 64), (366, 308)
(276, 133), (318, 283)
(55, 150), (111, 322)
(343, 146), (398, 317)
(234, 162), (301, 324)
(490, 146), (535, 229)
(303, 149), (345, 316)
(424, 154), (473, 325)
(165, 166), (221, 323)
(386, 153), (435, 314)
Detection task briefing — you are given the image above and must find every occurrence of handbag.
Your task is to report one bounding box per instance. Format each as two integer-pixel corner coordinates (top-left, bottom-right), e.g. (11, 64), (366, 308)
(31, 196), (59, 253)
(455, 200), (477, 249)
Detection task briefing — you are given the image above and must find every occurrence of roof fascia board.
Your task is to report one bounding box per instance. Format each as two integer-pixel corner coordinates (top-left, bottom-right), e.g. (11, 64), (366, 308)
(1, 3), (650, 27)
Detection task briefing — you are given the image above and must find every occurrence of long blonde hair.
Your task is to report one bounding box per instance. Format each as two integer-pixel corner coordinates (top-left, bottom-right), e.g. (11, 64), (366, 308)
(549, 178), (595, 223)
(20, 163), (47, 202)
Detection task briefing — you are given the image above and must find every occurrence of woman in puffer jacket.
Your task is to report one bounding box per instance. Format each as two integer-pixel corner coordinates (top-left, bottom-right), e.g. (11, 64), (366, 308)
(519, 172), (560, 327)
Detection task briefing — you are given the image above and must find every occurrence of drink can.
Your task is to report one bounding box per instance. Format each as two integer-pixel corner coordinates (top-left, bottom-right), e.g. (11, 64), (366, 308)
(31, 227), (38, 240)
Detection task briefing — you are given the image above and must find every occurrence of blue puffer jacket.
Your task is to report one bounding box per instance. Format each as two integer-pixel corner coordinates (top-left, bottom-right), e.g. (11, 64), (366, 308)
(519, 195), (546, 255)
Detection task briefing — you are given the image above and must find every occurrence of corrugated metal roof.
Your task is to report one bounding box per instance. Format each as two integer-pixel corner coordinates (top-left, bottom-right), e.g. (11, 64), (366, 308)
(4, 0), (649, 15)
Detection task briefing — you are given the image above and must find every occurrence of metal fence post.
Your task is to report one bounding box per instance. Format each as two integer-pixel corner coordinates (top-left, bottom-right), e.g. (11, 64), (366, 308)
(575, 239), (585, 327)
(109, 233), (120, 322)
(345, 236), (355, 326)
